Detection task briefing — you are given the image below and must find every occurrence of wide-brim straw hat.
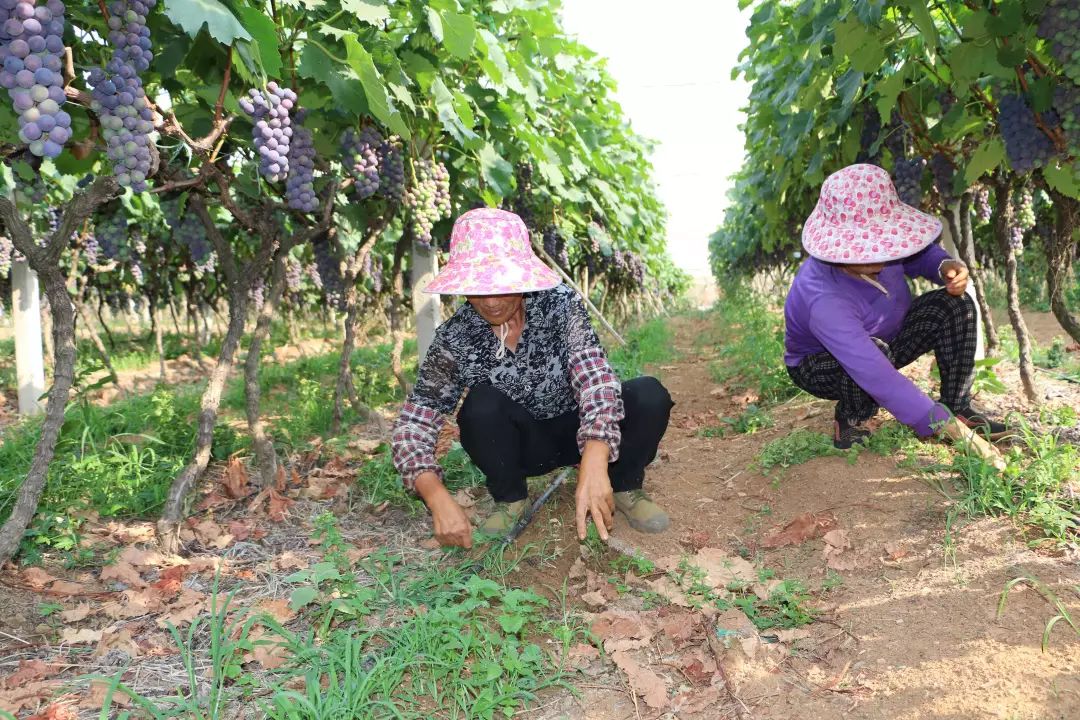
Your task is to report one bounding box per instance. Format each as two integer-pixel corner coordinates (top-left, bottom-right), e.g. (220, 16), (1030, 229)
(802, 163), (942, 264)
(424, 208), (561, 295)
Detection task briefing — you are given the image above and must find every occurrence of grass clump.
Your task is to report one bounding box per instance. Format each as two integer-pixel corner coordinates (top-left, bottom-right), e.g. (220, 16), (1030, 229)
(699, 404), (775, 438)
(608, 317), (673, 380)
(707, 288), (799, 404)
(758, 429), (840, 471)
(355, 444), (484, 511)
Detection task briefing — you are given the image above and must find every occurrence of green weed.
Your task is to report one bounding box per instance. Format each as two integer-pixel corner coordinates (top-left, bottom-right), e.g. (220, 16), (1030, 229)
(708, 289), (799, 403)
(758, 429), (840, 471)
(700, 404), (775, 439)
(607, 318), (673, 379)
(998, 574), (1080, 651)
(354, 444), (484, 511)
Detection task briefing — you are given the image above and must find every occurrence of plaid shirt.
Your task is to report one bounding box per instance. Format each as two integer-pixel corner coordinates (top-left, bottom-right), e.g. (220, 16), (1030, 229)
(391, 284), (624, 490)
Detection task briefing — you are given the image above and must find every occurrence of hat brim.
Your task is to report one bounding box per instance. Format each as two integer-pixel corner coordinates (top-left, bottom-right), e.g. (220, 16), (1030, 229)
(802, 201), (943, 264)
(423, 254), (562, 295)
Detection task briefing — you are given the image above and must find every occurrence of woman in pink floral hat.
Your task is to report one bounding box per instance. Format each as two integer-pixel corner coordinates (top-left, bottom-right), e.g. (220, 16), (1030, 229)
(785, 164), (1007, 450)
(391, 208), (673, 549)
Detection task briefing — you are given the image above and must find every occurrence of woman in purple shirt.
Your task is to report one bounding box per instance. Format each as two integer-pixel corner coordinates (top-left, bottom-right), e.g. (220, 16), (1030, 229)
(784, 164), (1007, 449)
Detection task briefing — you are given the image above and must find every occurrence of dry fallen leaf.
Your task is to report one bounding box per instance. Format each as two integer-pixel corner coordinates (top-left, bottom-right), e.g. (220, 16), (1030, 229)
(822, 529), (856, 571)
(761, 511), (837, 549)
(610, 649), (668, 709)
(117, 546), (166, 569)
(2, 660), (61, 690)
(61, 628), (104, 645)
(100, 561), (147, 588)
(645, 576), (692, 608)
(59, 603), (92, 623)
(564, 643), (600, 670)
(221, 458), (252, 499)
(49, 581), (87, 596)
(191, 520), (233, 550)
(591, 610), (658, 653)
(249, 644), (289, 670)
(273, 551), (310, 571)
(81, 680), (130, 710)
(257, 599), (296, 625)
(22, 567), (56, 590)
(0, 680), (60, 715)
(883, 541), (910, 560)
(670, 686), (722, 714)
(568, 557), (586, 583)
(25, 701), (78, 720)
(580, 591), (607, 609)
(267, 489), (294, 522)
(678, 529), (711, 551)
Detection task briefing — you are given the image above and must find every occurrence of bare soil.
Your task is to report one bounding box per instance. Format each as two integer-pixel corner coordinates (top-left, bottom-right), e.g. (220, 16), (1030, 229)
(2, 314), (1080, 719)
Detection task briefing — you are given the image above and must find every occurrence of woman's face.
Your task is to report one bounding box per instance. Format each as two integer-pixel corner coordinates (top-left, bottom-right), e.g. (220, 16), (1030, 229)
(467, 293), (524, 326)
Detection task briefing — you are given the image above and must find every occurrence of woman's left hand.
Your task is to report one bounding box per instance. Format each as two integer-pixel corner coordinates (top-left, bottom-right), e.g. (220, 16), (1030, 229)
(941, 260), (969, 296)
(575, 441), (615, 541)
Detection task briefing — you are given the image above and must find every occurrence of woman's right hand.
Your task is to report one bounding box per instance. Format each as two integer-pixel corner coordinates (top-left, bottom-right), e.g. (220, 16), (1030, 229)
(416, 472), (474, 548)
(940, 417), (1007, 471)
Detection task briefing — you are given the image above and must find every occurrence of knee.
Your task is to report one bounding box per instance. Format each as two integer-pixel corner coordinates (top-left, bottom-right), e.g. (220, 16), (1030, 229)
(940, 289), (976, 322)
(622, 376), (673, 414)
(458, 384), (508, 426)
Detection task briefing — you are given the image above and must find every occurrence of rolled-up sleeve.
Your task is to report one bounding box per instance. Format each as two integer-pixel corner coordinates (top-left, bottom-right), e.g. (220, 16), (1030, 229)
(391, 335), (464, 491)
(565, 292), (624, 460)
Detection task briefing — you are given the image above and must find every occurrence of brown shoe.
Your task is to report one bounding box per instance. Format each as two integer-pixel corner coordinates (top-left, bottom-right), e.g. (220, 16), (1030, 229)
(477, 500), (528, 537)
(614, 490), (670, 533)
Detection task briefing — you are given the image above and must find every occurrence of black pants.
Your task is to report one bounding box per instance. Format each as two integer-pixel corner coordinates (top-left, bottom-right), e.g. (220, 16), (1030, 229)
(788, 289), (977, 425)
(457, 377), (673, 503)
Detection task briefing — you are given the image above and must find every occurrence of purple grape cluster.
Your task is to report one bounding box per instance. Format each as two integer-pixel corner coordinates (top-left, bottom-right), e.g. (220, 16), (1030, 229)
(342, 125), (381, 199)
(305, 262), (322, 290)
(998, 93), (1058, 175)
(130, 260), (143, 284)
(0, 0), (71, 159)
(404, 158), (451, 248)
(378, 137), (406, 203)
(542, 226), (570, 271)
(883, 110), (908, 159)
(286, 119), (317, 212)
(311, 233), (344, 309)
(1037, 0), (1080, 85)
(107, 0), (153, 71)
(856, 105), (881, 164)
(892, 157), (926, 207)
(973, 185), (991, 224)
(83, 232), (100, 266)
(239, 81), (296, 182)
(0, 235), (12, 277)
(1053, 82), (1080, 156)
(96, 210), (128, 260)
(369, 253), (383, 293)
(929, 152), (956, 205)
(88, 57), (155, 191)
(162, 196), (213, 268)
(284, 255), (302, 293)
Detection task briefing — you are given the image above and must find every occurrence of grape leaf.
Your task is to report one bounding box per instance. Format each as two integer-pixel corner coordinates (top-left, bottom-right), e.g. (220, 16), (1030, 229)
(903, 0), (939, 49)
(298, 44), (368, 117)
(874, 66), (907, 122)
(289, 587), (318, 611)
(431, 76), (478, 145)
(476, 29), (508, 87)
(1043, 162), (1080, 200)
(341, 0), (389, 24)
(438, 10), (476, 61)
(163, 0), (252, 45)
(962, 139), (1005, 185)
(833, 16), (884, 73)
(425, 7), (443, 42)
(235, 5), (282, 77)
(343, 36), (412, 139)
(478, 143), (514, 198)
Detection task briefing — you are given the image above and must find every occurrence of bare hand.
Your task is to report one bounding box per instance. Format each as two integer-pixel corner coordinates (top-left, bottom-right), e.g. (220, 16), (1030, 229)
(576, 443), (614, 541)
(940, 417), (1006, 471)
(416, 472), (474, 548)
(941, 260), (969, 297)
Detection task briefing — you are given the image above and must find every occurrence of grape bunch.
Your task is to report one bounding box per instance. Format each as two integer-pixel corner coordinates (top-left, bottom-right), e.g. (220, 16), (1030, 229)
(542, 225), (570, 271)
(855, 104), (881, 164)
(1053, 82), (1080, 156)
(83, 232), (100, 266)
(95, 210), (128, 260)
(130, 260), (143, 285)
(305, 262), (322, 290)
(369, 253), (383, 293)
(883, 110), (908, 160)
(341, 125), (382, 199)
(973, 185), (991, 224)
(162, 196), (213, 268)
(249, 277), (265, 312)
(998, 94), (1058, 175)
(0, 0), (72, 159)
(1037, 0), (1080, 85)
(0, 235), (12, 277)
(311, 233), (344, 309)
(1014, 186), (1036, 232)
(378, 137), (406, 203)
(239, 82), (296, 182)
(892, 157), (926, 207)
(929, 153), (956, 205)
(88, 58), (155, 191)
(404, 158), (451, 248)
(106, 0), (153, 71)
(286, 119), (318, 212)
(284, 255), (302, 294)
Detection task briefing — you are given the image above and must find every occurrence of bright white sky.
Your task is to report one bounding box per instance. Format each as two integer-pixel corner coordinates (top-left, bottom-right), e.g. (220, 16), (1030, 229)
(561, 1), (752, 278)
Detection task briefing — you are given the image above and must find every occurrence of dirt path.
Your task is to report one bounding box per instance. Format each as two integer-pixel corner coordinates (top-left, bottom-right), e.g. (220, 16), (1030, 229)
(526, 315), (1080, 720)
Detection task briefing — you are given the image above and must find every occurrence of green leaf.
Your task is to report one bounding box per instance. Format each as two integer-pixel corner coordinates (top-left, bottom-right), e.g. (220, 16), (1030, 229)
(465, 576), (502, 598)
(476, 28), (509, 88)
(996, 44), (1026, 69)
(962, 138), (1005, 185)
(438, 10), (476, 61)
(833, 16), (884, 73)
(903, 0), (939, 48)
(1044, 161), (1080, 200)
(343, 36), (411, 139)
(289, 587), (318, 610)
(948, 42), (1013, 86)
(431, 76), (478, 144)
(835, 69), (863, 110)
(163, 0), (251, 44)
(234, 5), (281, 77)
(478, 143), (514, 198)
(425, 7), (443, 42)
(498, 613), (526, 634)
(986, 0), (1022, 37)
(298, 43), (368, 116)
(341, 0), (389, 24)
(875, 66), (907, 122)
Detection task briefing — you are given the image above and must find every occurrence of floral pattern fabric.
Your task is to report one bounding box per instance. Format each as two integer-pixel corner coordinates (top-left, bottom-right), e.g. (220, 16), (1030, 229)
(391, 284), (624, 490)
(802, 164), (942, 264)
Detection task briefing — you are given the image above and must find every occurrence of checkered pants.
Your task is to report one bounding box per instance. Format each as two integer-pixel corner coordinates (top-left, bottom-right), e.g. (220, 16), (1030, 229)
(788, 289), (978, 425)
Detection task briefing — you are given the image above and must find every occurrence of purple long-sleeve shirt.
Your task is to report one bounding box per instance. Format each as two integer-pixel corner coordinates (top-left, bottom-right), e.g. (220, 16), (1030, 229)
(784, 244), (954, 436)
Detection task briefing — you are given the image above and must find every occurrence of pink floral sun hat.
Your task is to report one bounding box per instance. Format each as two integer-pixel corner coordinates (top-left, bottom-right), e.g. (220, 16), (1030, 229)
(802, 163), (942, 264)
(424, 208), (561, 295)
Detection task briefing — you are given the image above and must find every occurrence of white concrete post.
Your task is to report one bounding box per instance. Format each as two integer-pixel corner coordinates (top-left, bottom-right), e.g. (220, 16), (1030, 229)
(412, 240), (440, 361)
(12, 260), (45, 416)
